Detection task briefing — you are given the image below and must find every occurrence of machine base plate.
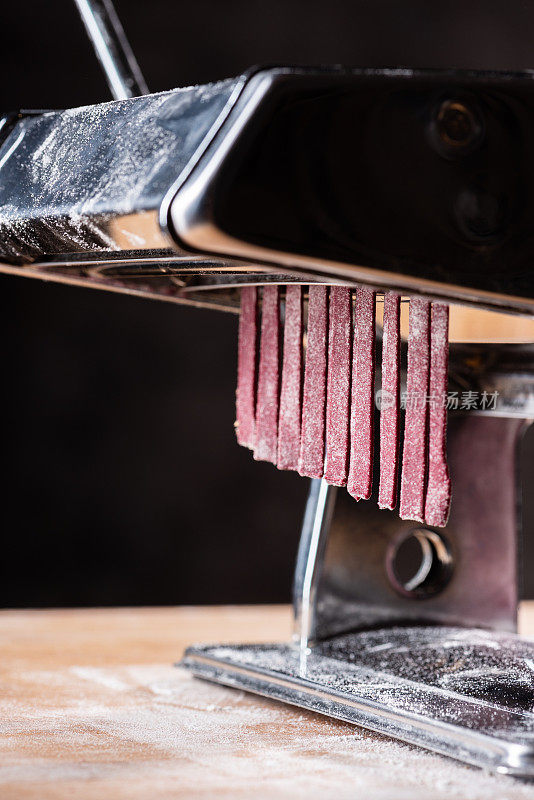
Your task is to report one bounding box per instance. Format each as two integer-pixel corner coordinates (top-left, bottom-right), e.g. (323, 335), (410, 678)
(182, 626), (534, 777)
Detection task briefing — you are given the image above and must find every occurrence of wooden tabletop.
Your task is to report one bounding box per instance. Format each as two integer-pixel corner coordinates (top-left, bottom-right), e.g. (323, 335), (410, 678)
(2, 605), (534, 799)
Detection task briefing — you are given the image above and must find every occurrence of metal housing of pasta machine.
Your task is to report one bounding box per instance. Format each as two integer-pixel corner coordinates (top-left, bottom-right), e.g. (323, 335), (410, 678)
(4, 1), (534, 776)
(3, 66), (534, 316)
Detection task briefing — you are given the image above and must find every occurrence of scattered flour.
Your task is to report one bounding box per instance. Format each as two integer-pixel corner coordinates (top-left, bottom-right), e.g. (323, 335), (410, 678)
(0, 662), (533, 799)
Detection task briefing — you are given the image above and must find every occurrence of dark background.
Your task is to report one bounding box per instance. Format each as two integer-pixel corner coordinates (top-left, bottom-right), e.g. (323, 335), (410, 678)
(1, 0), (534, 606)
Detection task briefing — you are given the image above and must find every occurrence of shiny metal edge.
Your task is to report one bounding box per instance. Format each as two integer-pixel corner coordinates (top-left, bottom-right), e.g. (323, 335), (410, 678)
(0, 259), (240, 313)
(181, 643), (534, 778)
(73, 0), (149, 100)
(292, 478), (336, 649)
(169, 68), (534, 317)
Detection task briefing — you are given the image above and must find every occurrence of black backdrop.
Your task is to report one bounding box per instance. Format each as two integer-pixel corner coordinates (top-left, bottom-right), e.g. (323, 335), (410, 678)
(2, 0), (534, 606)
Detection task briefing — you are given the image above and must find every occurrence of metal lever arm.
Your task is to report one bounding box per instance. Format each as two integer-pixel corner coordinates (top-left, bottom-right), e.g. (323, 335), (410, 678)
(73, 0), (148, 99)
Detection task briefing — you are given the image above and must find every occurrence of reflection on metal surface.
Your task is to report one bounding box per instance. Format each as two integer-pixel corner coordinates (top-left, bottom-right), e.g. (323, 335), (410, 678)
(169, 68), (534, 317)
(293, 479), (336, 651)
(6, 69), (534, 316)
(183, 627), (534, 777)
(376, 300), (534, 344)
(309, 417), (522, 640)
(0, 78), (243, 263)
(183, 416), (532, 775)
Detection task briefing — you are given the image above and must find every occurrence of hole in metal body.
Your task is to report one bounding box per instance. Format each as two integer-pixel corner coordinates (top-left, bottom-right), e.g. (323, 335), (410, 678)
(387, 528), (453, 599)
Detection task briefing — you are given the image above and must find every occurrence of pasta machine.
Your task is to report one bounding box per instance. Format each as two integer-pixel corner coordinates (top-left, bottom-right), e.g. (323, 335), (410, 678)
(4, 0), (534, 777)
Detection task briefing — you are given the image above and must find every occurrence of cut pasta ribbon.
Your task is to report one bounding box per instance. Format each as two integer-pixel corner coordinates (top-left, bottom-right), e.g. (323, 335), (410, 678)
(236, 286), (451, 527)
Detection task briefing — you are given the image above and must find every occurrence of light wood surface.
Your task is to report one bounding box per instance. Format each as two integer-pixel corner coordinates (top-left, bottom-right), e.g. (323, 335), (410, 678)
(2, 604), (534, 799)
